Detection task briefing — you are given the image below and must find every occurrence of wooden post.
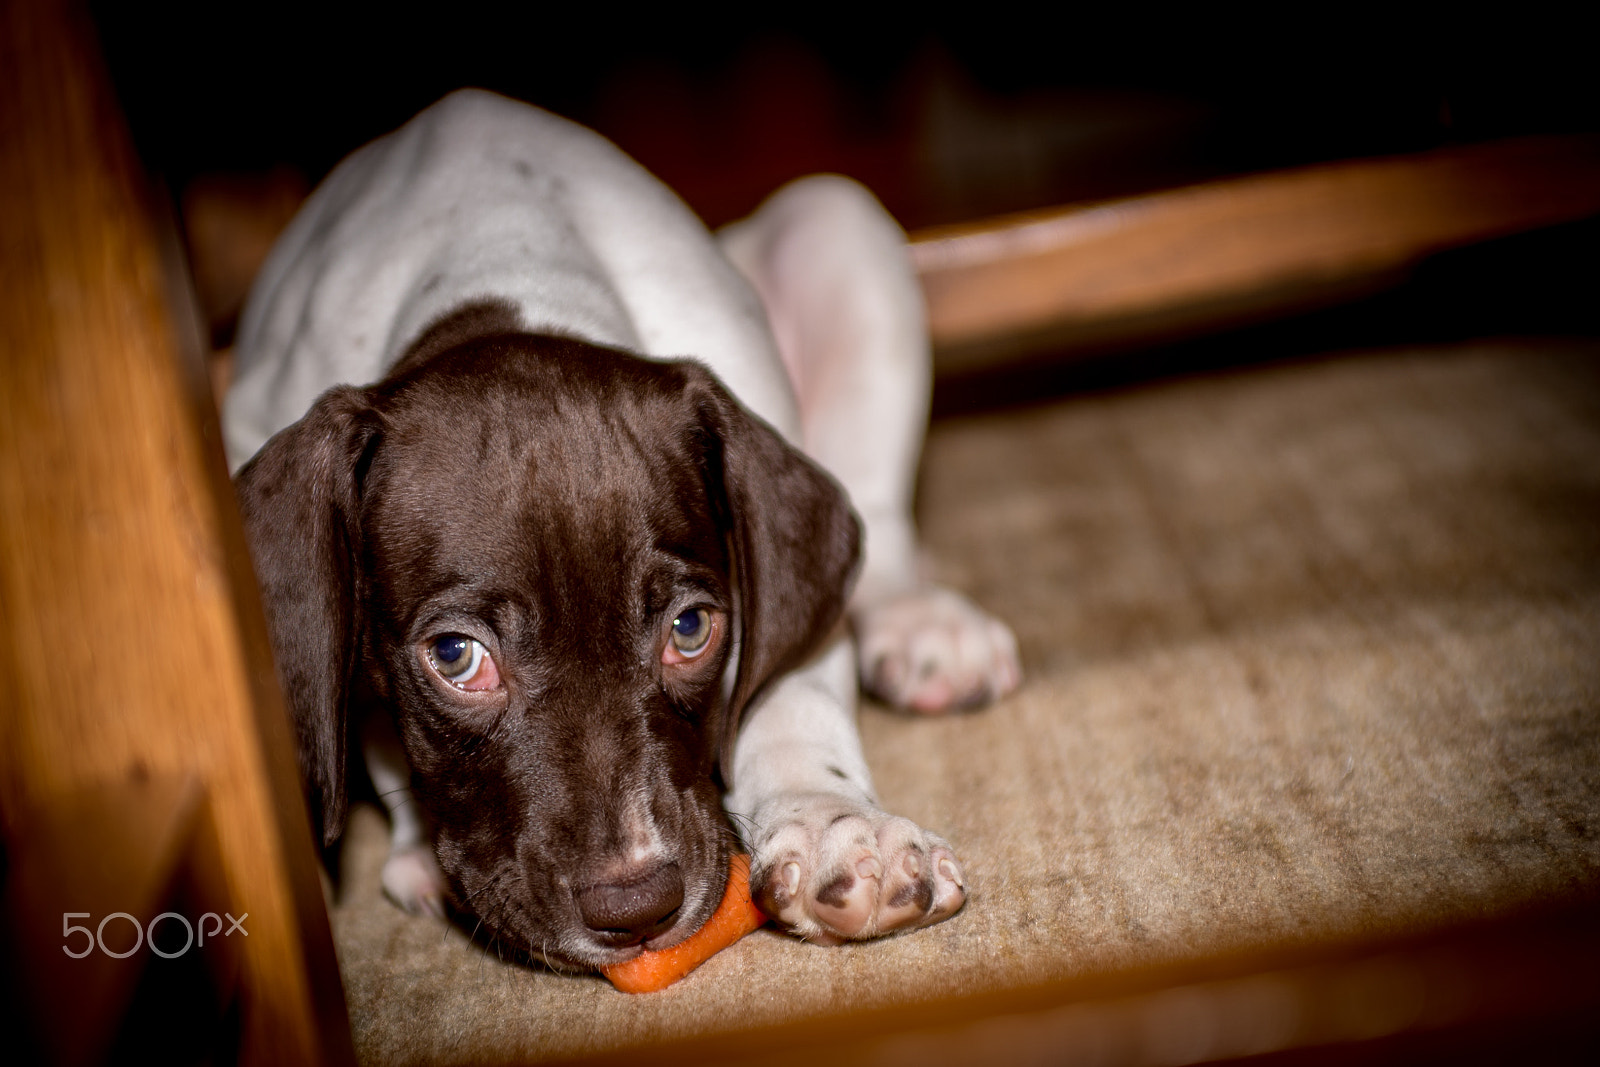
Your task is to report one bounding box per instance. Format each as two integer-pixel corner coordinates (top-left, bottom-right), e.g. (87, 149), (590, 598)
(911, 135), (1600, 373)
(0, 1), (353, 1063)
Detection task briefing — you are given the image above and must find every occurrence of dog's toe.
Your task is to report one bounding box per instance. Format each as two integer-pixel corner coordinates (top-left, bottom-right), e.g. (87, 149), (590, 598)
(856, 586), (1021, 714)
(811, 854), (881, 940)
(381, 845), (449, 919)
(926, 844), (967, 923)
(753, 809), (876, 942)
(871, 821), (965, 933)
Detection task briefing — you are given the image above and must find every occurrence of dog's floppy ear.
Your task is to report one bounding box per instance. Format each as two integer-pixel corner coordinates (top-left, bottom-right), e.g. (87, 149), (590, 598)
(234, 386), (380, 846)
(686, 367), (862, 783)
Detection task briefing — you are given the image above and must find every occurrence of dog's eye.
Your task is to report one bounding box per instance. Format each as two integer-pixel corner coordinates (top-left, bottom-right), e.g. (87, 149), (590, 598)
(667, 609), (713, 659)
(425, 635), (501, 691)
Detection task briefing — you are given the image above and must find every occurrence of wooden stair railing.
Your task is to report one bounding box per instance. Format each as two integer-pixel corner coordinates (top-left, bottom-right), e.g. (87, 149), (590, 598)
(0, 1), (353, 1063)
(912, 133), (1600, 375)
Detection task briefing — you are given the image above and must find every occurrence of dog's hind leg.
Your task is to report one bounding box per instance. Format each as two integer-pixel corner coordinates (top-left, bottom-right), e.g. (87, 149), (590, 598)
(719, 176), (1020, 713)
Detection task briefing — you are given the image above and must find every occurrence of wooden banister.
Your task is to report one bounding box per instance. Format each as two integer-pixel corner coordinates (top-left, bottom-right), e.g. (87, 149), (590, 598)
(0, 1), (352, 1063)
(910, 135), (1600, 374)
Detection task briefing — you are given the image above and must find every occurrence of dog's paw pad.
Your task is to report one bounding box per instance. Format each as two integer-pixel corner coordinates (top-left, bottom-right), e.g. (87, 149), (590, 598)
(381, 845), (448, 919)
(877, 847), (933, 929)
(856, 586), (1021, 713)
(810, 856), (881, 939)
(751, 804), (965, 943)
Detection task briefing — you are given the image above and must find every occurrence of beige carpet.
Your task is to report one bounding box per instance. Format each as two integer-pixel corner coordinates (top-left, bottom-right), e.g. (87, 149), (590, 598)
(328, 338), (1600, 1065)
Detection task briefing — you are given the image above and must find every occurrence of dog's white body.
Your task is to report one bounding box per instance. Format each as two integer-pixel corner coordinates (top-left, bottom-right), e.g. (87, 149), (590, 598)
(225, 90), (794, 470)
(226, 89), (1018, 944)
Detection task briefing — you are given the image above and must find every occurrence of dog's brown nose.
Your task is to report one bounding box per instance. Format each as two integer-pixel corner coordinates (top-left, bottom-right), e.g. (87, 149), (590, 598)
(575, 862), (684, 944)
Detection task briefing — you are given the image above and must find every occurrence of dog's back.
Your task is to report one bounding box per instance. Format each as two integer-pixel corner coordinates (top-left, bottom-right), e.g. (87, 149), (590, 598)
(224, 89), (792, 471)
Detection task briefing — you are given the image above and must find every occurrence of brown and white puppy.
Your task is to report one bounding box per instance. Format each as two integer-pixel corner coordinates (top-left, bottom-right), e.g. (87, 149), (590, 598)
(226, 89), (1019, 972)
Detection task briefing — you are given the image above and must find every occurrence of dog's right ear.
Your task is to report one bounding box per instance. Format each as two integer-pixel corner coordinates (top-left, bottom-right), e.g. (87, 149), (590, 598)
(234, 386), (380, 847)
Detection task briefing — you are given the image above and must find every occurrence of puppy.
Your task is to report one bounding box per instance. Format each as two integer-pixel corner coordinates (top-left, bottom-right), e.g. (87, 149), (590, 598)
(226, 89), (1020, 971)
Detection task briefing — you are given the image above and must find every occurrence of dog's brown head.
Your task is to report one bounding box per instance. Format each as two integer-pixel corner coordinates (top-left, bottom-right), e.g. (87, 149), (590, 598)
(234, 324), (859, 968)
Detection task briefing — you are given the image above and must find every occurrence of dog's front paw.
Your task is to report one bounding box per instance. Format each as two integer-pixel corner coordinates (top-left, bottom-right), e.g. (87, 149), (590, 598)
(855, 586), (1021, 713)
(381, 844), (449, 919)
(750, 796), (965, 944)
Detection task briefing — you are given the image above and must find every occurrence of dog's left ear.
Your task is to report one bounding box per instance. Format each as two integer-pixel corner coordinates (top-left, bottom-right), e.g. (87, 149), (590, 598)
(233, 386), (381, 846)
(683, 365), (862, 783)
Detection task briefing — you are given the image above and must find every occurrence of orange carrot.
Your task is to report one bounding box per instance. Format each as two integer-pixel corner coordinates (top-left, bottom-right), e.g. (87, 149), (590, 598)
(601, 853), (767, 993)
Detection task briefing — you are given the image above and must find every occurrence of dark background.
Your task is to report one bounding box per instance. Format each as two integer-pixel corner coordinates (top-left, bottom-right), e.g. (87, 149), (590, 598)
(91, 4), (1600, 227)
(89, 3), (1600, 401)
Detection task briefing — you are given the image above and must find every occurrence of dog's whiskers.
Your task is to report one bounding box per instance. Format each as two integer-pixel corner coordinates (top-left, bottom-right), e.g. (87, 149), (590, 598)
(721, 812), (757, 849)
(451, 906), (486, 947)
(463, 870), (505, 906)
(477, 938), (490, 976)
(373, 787), (422, 816)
